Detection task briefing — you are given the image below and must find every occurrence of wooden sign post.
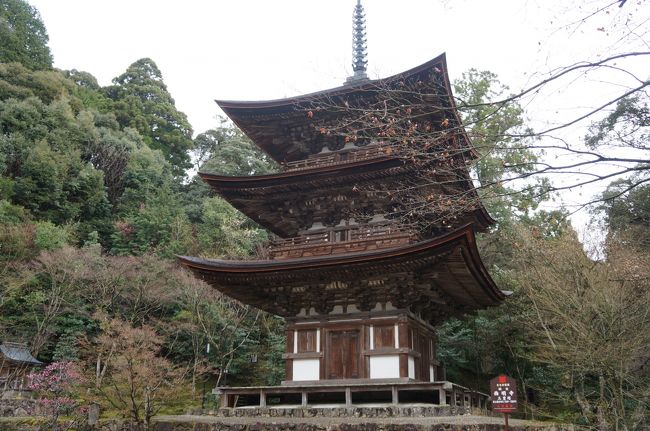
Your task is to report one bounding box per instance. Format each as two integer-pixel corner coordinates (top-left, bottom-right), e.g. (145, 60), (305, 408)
(490, 375), (517, 430)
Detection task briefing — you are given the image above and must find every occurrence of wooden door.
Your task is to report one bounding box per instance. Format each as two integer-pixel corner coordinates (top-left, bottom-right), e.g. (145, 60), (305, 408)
(327, 330), (360, 379)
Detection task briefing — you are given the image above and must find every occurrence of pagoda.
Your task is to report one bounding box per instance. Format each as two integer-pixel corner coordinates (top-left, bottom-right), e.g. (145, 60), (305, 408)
(179, 1), (507, 409)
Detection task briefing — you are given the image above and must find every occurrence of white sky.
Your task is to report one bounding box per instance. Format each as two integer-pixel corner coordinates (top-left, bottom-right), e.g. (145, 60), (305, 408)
(28, 0), (650, 231)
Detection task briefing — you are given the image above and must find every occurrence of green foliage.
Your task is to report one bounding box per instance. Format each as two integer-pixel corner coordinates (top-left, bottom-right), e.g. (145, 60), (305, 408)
(196, 122), (278, 176)
(454, 69), (549, 225)
(0, 63), (75, 103)
(588, 94), (650, 251)
(599, 180), (650, 250)
(0, 0), (52, 70)
(585, 94), (649, 150)
(196, 196), (267, 258)
(117, 142), (174, 212)
(0, 199), (29, 224)
(105, 58), (194, 177)
(34, 221), (69, 250)
(0, 3), (288, 416)
(111, 191), (192, 257)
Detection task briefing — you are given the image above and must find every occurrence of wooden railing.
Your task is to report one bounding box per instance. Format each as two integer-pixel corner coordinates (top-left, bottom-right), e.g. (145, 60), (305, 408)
(268, 222), (418, 260)
(282, 145), (393, 172)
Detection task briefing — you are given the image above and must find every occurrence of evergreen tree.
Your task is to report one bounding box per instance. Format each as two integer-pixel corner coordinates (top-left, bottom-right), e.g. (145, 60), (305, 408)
(105, 58), (194, 177)
(0, 0), (53, 70)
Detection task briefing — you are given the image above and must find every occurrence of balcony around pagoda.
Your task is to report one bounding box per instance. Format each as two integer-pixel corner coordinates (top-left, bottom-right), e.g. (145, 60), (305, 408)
(267, 221), (418, 260)
(281, 144), (393, 172)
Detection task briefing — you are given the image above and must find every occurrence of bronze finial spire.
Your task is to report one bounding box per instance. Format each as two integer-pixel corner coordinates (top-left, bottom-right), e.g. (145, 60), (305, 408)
(346, 0), (368, 84)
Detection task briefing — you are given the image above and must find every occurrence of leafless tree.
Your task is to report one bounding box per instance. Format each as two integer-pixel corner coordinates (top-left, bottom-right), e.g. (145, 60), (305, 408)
(513, 229), (650, 430)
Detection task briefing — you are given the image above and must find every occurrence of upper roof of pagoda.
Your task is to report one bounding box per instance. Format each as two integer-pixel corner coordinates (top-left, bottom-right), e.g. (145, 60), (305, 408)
(216, 53), (470, 163)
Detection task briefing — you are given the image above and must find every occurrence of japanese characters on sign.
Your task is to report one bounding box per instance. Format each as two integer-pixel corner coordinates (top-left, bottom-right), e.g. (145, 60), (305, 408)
(489, 375), (517, 413)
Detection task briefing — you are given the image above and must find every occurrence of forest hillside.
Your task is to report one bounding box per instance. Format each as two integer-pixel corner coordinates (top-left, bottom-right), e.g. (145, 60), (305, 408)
(0, 1), (648, 430)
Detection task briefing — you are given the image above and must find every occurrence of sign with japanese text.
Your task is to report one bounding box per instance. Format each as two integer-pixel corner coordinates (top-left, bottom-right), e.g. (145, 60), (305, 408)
(490, 374), (517, 412)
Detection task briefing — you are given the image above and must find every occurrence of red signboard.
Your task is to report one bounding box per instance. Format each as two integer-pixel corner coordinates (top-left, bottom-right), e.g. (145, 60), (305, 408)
(490, 375), (517, 413)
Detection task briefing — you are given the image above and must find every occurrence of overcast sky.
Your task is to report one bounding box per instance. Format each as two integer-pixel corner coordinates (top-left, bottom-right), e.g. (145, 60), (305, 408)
(28, 0), (649, 231)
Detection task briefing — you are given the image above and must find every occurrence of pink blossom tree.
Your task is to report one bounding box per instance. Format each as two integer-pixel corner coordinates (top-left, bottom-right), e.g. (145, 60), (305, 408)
(28, 361), (84, 431)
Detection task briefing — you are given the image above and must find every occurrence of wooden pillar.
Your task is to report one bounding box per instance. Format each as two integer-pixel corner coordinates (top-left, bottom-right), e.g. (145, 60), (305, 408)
(438, 388), (447, 406)
(319, 327), (326, 380)
(301, 391), (308, 407)
(260, 390), (266, 407)
(219, 391), (229, 408)
(345, 387), (352, 406)
(286, 329), (294, 381)
(399, 354), (408, 378)
(391, 386), (399, 404)
(285, 359), (293, 381)
(398, 320), (409, 379)
(398, 321), (409, 348)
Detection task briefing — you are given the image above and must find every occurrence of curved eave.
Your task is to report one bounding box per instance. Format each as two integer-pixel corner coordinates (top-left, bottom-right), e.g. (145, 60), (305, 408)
(198, 156), (400, 191)
(474, 206), (497, 230)
(216, 54), (450, 110)
(216, 52), (479, 161)
(199, 157), (495, 234)
(178, 223), (506, 304)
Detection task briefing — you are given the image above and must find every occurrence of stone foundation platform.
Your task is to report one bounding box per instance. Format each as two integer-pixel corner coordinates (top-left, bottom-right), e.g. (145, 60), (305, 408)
(213, 404), (484, 418)
(154, 414), (575, 431)
(0, 414), (575, 431)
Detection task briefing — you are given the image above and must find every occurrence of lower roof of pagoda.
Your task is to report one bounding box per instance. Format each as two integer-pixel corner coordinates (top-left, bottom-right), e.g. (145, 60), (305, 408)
(178, 224), (507, 325)
(199, 156), (494, 237)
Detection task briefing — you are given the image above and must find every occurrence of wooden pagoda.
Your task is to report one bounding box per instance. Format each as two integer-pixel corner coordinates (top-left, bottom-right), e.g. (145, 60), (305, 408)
(179, 53), (507, 409)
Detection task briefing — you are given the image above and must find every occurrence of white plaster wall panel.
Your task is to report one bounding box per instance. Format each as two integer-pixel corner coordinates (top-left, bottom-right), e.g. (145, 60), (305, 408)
(292, 359), (320, 381)
(430, 365), (435, 382)
(369, 355), (400, 379)
(408, 356), (415, 379)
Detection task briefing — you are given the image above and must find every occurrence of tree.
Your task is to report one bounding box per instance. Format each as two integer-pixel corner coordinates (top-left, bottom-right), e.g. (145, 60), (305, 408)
(172, 272), (284, 398)
(513, 229), (650, 429)
(195, 122), (278, 176)
(598, 180), (650, 251)
(28, 361), (84, 431)
(453, 70), (549, 223)
(94, 318), (183, 431)
(0, 63), (77, 104)
(196, 196), (267, 259)
(105, 58), (194, 177)
(0, 0), (53, 70)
